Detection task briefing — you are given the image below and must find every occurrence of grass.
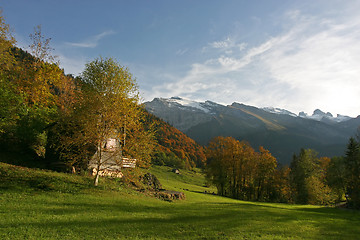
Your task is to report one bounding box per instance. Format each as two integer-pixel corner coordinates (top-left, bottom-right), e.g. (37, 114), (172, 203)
(0, 162), (359, 239)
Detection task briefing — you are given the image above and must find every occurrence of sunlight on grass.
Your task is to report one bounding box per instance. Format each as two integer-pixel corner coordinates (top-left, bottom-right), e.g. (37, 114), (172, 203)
(1, 163), (359, 239)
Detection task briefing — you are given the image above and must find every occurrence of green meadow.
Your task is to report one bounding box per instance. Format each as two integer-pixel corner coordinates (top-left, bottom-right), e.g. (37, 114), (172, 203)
(0, 163), (359, 240)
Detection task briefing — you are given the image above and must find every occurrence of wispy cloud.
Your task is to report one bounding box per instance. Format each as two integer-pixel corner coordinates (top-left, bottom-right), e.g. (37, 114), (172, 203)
(259, 11), (360, 116)
(176, 48), (189, 56)
(149, 8), (360, 116)
(66, 30), (115, 48)
(204, 37), (247, 54)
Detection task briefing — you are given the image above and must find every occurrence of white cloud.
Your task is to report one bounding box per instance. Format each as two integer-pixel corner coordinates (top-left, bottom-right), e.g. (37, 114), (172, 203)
(260, 13), (360, 116)
(210, 37), (232, 49)
(149, 8), (360, 117)
(66, 30), (115, 48)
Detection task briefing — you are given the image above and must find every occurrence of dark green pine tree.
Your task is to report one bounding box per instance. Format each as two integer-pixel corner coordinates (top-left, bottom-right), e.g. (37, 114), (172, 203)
(344, 137), (360, 208)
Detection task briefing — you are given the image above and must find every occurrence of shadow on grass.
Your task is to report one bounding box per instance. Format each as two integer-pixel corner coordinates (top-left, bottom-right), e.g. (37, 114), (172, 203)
(1, 193), (360, 239)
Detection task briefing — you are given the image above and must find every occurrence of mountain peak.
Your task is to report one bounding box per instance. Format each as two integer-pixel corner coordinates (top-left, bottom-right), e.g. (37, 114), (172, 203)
(148, 97), (352, 123)
(313, 109), (333, 118)
(298, 109), (351, 123)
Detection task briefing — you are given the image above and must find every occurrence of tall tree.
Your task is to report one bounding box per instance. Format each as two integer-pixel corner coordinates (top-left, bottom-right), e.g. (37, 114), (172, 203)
(28, 25), (57, 65)
(290, 149), (335, 205)
(11, 26), (62, 155)
(58, 57), (153, 185)
(0, 11), (19, 136)
(254, 146), (277, 201)
(327, 156), (347, 203)
(206, 136), (231, 196)
(344, 137), (360, 208)
(271, 166), (292, 203)
(206, 136), (278, 202)
(290, 149), (315, 204)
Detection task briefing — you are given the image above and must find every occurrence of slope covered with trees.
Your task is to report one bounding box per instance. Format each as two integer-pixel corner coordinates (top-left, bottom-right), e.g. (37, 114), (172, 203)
(146, 113), (206, 170)
(0, 13), (154, 185)
(0, 11), (204, 183)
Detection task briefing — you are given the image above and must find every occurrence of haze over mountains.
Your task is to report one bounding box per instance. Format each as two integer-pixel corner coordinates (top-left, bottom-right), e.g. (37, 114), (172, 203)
(145, 97), (360, 164)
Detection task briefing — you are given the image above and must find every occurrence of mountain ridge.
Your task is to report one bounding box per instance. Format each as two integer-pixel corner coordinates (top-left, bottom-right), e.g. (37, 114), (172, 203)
(145, 97), (360, 164)
(151, 96), (355, 122)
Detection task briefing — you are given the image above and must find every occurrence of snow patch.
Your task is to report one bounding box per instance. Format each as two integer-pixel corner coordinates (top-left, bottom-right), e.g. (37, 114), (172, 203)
(262, 107), (297, 117)
(166, 97), (211, 113)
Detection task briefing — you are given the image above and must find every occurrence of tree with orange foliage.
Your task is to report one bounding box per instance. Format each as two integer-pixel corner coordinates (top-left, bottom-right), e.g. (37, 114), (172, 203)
(254, 146), (277, 201)
(0, 16), (74, 158)
(206, 136), (278, 201)
(148, 113), (206, 169)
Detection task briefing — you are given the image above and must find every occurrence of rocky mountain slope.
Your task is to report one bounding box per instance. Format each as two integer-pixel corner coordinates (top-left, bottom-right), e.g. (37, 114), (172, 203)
(145, 97), (360, 164)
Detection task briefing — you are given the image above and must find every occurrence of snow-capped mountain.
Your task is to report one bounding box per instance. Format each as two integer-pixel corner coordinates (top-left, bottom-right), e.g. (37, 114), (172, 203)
(153, 97), (352, 123)
(145, 97), (226, 133)
(297, 109), (352, 123)
(262, 107), (352, 123)
(145, 97), (360, 164)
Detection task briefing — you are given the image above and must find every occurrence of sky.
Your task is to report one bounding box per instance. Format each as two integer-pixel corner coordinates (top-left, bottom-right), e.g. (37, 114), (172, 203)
(2, 0), (360, 117)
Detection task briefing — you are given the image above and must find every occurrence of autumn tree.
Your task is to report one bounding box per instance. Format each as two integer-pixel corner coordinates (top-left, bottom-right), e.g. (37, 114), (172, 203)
(0, 22), (69, 160)
(206, 136), (234, 196)
(56, 57), (154, 185)
(148, 113), (206, 169)
(271, 165), (292, 203)
(29, 25), (57, 65)
(206, 136), (278, 202)
(290, 149), (335, 205)
(0, 11), (20, 136)
(254, 146), (277, 201)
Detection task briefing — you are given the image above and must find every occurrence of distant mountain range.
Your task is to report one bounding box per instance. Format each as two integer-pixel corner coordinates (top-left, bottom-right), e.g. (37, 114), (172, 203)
(145, 97), (360, 164)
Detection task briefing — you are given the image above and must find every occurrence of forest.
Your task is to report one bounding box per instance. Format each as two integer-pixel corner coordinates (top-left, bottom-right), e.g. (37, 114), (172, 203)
(1, 11), (359, 209)
(205, 136), (360, 208)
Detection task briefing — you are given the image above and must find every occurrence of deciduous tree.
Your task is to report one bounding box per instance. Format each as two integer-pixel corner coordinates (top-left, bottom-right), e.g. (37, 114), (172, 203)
(290, 149), (335, 205)
(0, 11), (19, 136)
(206, 136), (278, 202)
(57, 57), (154, 186)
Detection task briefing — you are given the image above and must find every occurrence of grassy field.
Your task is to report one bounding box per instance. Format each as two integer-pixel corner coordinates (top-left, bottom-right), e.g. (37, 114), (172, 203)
(0, 163), (359, 239)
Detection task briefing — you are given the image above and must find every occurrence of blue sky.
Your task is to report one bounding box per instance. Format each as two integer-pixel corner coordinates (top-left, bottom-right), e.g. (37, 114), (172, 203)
(2, 0), (360, 117)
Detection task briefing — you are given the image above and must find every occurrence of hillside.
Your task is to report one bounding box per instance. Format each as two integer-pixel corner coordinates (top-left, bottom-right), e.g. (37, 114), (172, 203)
(145, 97), (360, 164)
(1, 162), (360, 239)
(145, 112), (206, 169)
(0, 26), (202, 172)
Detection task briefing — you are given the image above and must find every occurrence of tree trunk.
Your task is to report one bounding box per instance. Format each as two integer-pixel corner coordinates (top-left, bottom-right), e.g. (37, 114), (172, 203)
(94, 141), (102, 186)
(94, 172), (99, 186)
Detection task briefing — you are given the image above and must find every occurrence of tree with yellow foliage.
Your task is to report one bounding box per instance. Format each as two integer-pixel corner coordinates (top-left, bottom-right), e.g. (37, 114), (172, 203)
(55, 57), (154, 185)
